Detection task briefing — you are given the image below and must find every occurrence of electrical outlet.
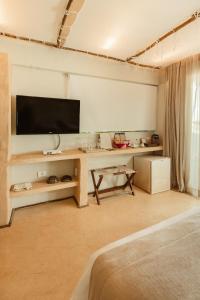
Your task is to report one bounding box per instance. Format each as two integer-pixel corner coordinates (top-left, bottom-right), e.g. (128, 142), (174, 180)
(37, 170), (47, 178)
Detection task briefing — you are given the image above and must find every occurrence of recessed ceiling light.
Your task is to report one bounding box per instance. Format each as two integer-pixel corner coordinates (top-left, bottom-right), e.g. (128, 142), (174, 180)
(102, 37), (116, 50)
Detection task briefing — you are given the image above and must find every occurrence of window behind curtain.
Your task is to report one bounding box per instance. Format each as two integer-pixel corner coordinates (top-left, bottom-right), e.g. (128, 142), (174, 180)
(189, 74), (200, 196)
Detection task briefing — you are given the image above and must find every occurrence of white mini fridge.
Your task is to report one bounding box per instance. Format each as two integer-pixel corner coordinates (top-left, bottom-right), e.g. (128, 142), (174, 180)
(134, 156), (171, 194)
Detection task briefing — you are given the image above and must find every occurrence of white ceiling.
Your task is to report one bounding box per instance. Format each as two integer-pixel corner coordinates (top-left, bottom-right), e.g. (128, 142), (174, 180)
(0, 0), (200, 67)
(134, 17), (200, 66)
(0, 0), (67, 41)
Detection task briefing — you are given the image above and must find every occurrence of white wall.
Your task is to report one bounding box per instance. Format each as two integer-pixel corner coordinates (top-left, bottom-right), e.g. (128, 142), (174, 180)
(0, 38), (159, 208)
(69, 74), (157, 132)
(0, 38), (158, 85)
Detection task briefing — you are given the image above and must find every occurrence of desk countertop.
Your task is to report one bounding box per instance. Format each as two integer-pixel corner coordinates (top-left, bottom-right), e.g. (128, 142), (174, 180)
(85, 146), (163, 157)
(9, 146), (163, 165)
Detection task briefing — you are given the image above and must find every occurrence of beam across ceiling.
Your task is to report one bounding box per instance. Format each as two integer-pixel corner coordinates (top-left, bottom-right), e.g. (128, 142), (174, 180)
(127, 10), (200, 62)
(0, 31), (159, 69)
(57, 0), (85, 48)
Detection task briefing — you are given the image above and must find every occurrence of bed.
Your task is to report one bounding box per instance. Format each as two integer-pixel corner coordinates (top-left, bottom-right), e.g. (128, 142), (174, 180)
(71, 207), (200, 300)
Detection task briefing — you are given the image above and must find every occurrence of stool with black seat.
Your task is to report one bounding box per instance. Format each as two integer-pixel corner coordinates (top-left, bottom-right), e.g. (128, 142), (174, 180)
(90, 165), (136, 205)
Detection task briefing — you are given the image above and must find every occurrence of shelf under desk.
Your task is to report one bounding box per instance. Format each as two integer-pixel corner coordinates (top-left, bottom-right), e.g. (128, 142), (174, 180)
(10, 179), (78, 198)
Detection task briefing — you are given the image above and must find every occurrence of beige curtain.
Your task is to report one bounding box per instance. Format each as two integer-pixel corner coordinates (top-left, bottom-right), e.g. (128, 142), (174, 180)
(158, 54), (200, 196)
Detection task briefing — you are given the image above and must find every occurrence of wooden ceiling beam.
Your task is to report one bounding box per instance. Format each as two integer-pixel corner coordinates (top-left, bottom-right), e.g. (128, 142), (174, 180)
(57, 0), (74, 47)
(0, 31), (159, 69)
(57, 0), (85, 48)
(126, 10), (200, 62)
(0, 32), (56, 47)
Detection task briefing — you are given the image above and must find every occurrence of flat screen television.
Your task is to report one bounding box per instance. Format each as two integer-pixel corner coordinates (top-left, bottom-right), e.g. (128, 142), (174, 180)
(16, 95), (80, 135)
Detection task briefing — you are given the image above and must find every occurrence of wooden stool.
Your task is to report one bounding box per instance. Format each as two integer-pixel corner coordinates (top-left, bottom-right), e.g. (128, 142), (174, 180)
(91, 165), (136, 205)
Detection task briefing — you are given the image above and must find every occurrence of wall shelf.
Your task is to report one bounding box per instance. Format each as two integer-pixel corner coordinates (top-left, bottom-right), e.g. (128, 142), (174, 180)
(10, 149), (83, 165)
(9, 148), (88, 208)
(10, 179), (78, 198)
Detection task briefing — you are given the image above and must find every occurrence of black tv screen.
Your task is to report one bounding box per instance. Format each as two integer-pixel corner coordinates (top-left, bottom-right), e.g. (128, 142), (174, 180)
(16, 95), (80, 134)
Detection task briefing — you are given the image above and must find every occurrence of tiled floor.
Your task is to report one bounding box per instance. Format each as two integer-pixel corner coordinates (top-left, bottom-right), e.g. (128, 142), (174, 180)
(0, 188), (198, 300)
